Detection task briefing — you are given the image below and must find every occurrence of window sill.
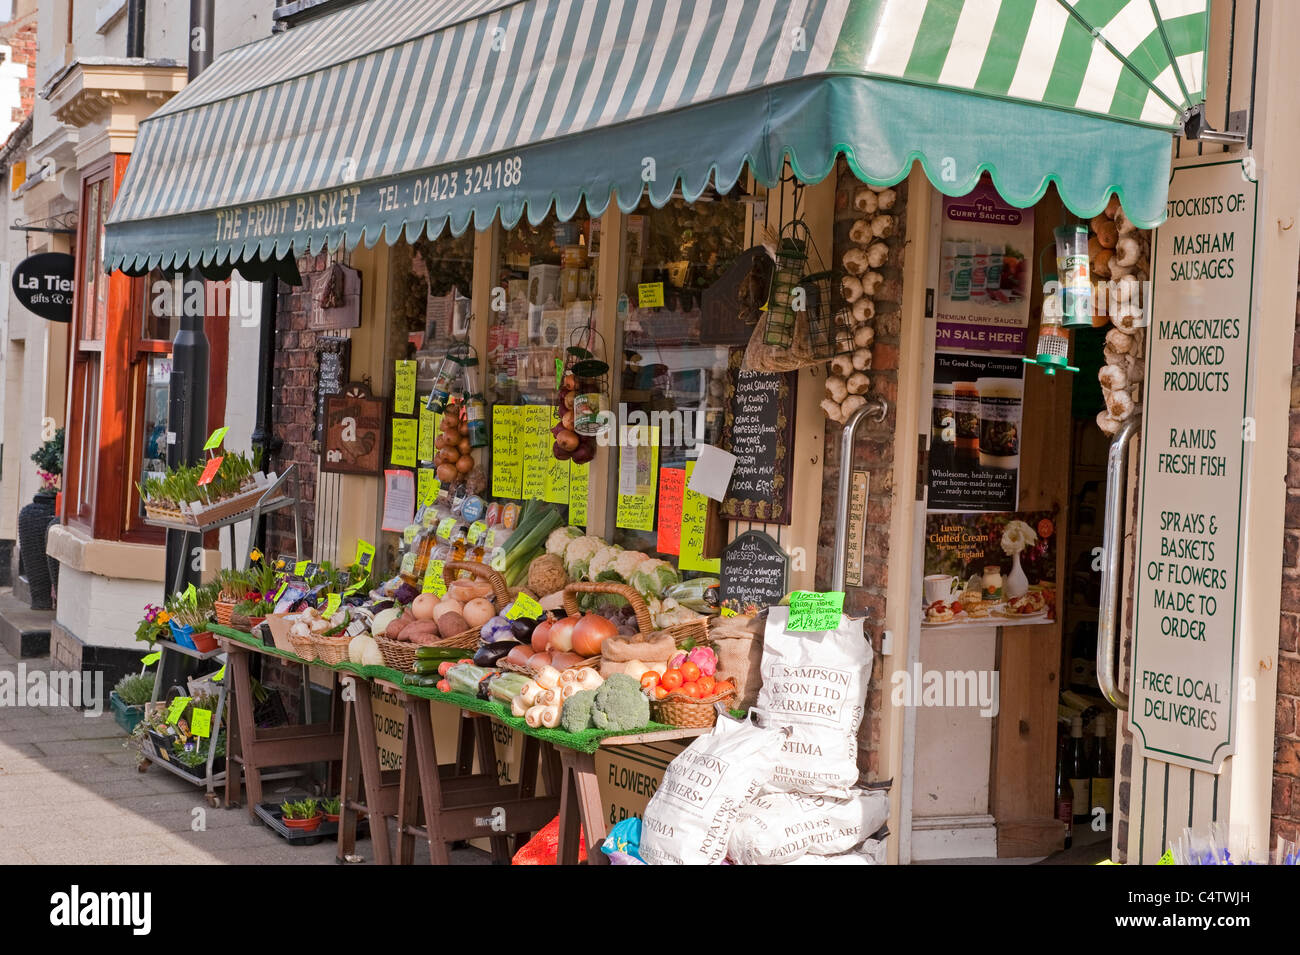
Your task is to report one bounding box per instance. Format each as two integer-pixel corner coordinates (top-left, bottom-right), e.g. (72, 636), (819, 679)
(46, 523), (220, 582)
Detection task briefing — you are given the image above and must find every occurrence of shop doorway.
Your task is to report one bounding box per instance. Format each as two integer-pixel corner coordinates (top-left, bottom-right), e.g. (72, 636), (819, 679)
(901, 184), (1124, 863)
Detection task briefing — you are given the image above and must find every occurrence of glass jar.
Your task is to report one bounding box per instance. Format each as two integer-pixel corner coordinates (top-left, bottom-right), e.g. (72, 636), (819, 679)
(571, 358), (609, 436)
(982, 565), (1003, 600)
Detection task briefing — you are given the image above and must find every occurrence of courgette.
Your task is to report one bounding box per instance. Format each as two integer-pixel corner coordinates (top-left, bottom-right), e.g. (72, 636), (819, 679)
(403, 673), (439, 687)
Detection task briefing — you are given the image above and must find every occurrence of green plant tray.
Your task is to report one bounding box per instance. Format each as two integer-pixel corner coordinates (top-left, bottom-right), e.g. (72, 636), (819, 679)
(110, 691), (145, 735)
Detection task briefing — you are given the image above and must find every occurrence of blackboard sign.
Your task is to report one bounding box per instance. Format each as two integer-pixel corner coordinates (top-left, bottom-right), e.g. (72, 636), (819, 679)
(314, 337), (351, 446)
(720, 347), (797, 524)
(12, 252), (75, 323)
(721, 530), (789, 613)
(700, 247), (774, 345)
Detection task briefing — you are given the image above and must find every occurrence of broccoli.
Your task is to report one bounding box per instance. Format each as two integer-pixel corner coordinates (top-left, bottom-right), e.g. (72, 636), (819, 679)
(590, 674), (650, 732)
(560, 689), (599, 734)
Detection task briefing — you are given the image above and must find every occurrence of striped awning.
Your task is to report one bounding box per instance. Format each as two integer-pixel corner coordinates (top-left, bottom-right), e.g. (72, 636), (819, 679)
(105, 0), (1204, 274)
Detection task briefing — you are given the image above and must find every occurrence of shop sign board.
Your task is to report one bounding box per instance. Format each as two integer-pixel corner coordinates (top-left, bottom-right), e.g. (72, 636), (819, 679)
(322, 382), (385, 475)
(1130, 159), (1258, 773)
(721, 530), (788, 613)
(719, 348), (796, 524)
(12, 252), (75, 323)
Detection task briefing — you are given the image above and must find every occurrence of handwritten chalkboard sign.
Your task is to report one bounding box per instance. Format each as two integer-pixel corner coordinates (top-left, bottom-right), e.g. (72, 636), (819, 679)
(314, 337), (351, 446)
(700, 247), (775, 345)
(721, 530), (789, 613)
(720, 347), (797, 524)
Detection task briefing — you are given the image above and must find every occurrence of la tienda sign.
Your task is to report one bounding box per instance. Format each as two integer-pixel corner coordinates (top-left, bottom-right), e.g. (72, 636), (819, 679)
(12, 252), (75, 323)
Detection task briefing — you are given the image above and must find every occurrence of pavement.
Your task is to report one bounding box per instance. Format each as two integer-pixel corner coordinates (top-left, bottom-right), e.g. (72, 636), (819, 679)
(0, 640), (489, 865)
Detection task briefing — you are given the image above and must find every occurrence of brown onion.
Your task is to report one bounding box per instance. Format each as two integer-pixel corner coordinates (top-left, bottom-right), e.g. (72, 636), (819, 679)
(571, 613), (616, 657)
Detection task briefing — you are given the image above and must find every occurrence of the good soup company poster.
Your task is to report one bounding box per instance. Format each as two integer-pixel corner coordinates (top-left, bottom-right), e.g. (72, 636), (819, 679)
(935, 176), (1034, 355)
(928, 352), (1023, 512)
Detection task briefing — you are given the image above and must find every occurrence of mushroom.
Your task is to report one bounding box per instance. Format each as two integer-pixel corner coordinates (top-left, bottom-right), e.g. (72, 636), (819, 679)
(852, 297), (876, 324)
(840, 274), (863, 303)
(849, 219), (874, 245)
(1114, 236), (1141, 269)
(840, 395), (868, 420)
(1096, 409), (1121, 436)
(852, 348), (872, 372)
(847, 371), (870, 395)
(865, 241), (889, 269)
(1105, 387), (1135, 420)
(860, 271), (884, 296)
(842, 248), (869, 276)
(820, 398), (845, 425)
(852, 187), (879, 214)
(853, 324), (875, 348)
(1104, 327), (1133, 354)
(1098, 364), (1128, 391)
(871, 214), (895, 239)
(830, 354), (854, 378)
(825, 375), (849, 403)
(876, 188), (897, 210)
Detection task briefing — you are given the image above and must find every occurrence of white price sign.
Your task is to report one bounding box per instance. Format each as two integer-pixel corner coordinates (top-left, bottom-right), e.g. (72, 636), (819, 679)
(1130, 159), (1258, 772)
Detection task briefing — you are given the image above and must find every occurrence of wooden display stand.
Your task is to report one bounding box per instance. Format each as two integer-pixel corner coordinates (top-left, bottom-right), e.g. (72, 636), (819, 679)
(219, 638), (346, 819)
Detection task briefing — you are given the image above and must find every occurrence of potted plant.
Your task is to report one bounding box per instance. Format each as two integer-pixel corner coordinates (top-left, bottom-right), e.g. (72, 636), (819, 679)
(213, 568), (250, 626)
(134, 603), (171, 645)
(17, 429), (63, 610)
(110, 671), (157, 735)
(321, 796), (341, 823)
(279, 797), (323, 832)
(231, 595), (275, 632)
(164, 586), (220, 652)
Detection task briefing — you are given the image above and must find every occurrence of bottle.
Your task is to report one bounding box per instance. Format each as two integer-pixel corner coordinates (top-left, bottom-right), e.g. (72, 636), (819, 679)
(1054, 737), (1073, 850)
(1067, 716), (1090, 824)
(1090, 716), (1113, 826)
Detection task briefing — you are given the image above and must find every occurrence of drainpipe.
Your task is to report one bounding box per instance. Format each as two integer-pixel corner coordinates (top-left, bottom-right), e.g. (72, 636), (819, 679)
(164, 0), (217, 592)
(126, 0), (146, 58)
(250, 277), (281, 547)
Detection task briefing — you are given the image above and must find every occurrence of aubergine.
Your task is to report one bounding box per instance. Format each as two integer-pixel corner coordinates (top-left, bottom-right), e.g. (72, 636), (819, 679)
(473, 641), (518, 668)
(508, 617), (537, 641)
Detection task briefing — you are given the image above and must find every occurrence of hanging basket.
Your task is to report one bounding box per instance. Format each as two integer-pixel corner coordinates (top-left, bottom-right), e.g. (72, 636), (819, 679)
(800, 270), (854, 359)
(762, 221), (812, 348)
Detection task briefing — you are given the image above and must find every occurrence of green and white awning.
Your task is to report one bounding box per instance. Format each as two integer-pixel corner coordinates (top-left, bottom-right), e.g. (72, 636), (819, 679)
(105, 0), (1206, 274)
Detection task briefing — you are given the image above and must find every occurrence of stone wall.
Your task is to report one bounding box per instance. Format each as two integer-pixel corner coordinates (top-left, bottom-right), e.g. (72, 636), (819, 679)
(815, 162), (907, 777)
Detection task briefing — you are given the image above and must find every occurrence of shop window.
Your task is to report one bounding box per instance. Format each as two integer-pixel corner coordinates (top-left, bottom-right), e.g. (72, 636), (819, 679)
(612, 196), (747, 559)
(487, 211), (593, 406)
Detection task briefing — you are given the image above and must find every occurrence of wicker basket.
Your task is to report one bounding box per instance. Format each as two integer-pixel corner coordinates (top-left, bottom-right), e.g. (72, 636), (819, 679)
(374, 633), (420, 672)
(562, 580), (655, 635)
(651, 687), (737, 728)
(313, 634), (351, 665)
(289, 632), (317, 661)
(441, 560), (511, 647)
(213, 599), (237, 627)
(657, 617), (710, 647)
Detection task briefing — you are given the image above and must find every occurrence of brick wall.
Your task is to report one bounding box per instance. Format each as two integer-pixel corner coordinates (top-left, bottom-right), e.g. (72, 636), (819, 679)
(815, 162), (907, 777)
(265, 255), (330, 559)
(6, 21), (36, 125)
(1275, 256), (1300, 847)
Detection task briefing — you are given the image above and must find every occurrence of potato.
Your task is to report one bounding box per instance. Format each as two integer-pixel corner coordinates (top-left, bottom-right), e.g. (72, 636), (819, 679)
(437, 611), (470, 640)
(402, 621), (440, 645)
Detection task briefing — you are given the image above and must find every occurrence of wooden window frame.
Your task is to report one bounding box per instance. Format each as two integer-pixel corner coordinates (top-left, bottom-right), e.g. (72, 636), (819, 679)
(65, 155), (229, 545)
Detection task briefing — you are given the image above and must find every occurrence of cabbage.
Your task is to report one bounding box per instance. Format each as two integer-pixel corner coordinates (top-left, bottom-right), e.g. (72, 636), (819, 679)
(628, 559), (681, 599)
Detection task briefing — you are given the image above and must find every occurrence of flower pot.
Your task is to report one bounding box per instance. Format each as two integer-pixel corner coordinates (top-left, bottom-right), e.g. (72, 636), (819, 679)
(214, 599), (236, 626)
(190, 629), (219, 653)
(16, 491), (56, 610)
(324, 813), (340, 824)
(110, 691), (146, 735)
(281, 813), (323, 833)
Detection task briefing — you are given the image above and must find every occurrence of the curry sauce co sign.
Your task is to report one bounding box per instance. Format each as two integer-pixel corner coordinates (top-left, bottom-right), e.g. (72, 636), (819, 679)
(12, 252), (75, 323)
(1131, 158), (1258, 772)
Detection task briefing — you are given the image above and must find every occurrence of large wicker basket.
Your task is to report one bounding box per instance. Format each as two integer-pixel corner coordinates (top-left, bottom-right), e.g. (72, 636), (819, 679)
(441, 560), (511, 645)
(651, 687), (737, 728)
(374, 633), (420, 671)
(289, 632), (317, 661)
(312, 633), (351, 666)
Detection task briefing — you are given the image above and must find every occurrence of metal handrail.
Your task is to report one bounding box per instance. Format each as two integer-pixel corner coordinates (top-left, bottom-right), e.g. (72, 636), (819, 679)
(831, 395), (888, 592)
(1097, 415), (1140, 711)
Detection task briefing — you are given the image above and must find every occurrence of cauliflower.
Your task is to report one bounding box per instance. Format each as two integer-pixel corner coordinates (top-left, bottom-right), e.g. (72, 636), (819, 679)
(546, 526), (583, 558)
(610, 548), (650, 582)
(588, 544), (625, 581)
(563, 535), (604, 578)
(560, 689), (599, 734)
(628, 559), (681, 599)
(651, 596), (703, 629)
(590, 674), (651, 732)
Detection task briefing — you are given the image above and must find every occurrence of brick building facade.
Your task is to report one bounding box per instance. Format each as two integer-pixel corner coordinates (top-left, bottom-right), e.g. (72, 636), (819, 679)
(1275, 259), (1300, 846)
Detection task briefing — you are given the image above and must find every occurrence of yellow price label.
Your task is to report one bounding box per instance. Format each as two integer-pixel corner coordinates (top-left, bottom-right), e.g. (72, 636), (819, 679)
(505, 592), (543, 621)
(294, 560), (309, 576)
(637, 282), (665, 308)
(165, 696), (191, 725)
(324, 593), (342, 616)
(190, 708), (212, 738)
(141, 651), (161, 667)
(720, 606), (737, 617)
(422, 560), (447, 595)
(468, 521), (487, 544)
(400, 552), (417, 575)
(437, 517), (457, 540)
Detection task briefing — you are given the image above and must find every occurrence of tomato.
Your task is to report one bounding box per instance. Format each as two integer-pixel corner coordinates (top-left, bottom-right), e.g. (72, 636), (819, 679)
(679, 682), (701, 698)
(653, 686), (668, 700)
(659, 669), (684, 692)
(679, 661), (701, 683)
(696, 675), (716, 695)
(713, 680), (736, 697)
(639, 671), (660, 690)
